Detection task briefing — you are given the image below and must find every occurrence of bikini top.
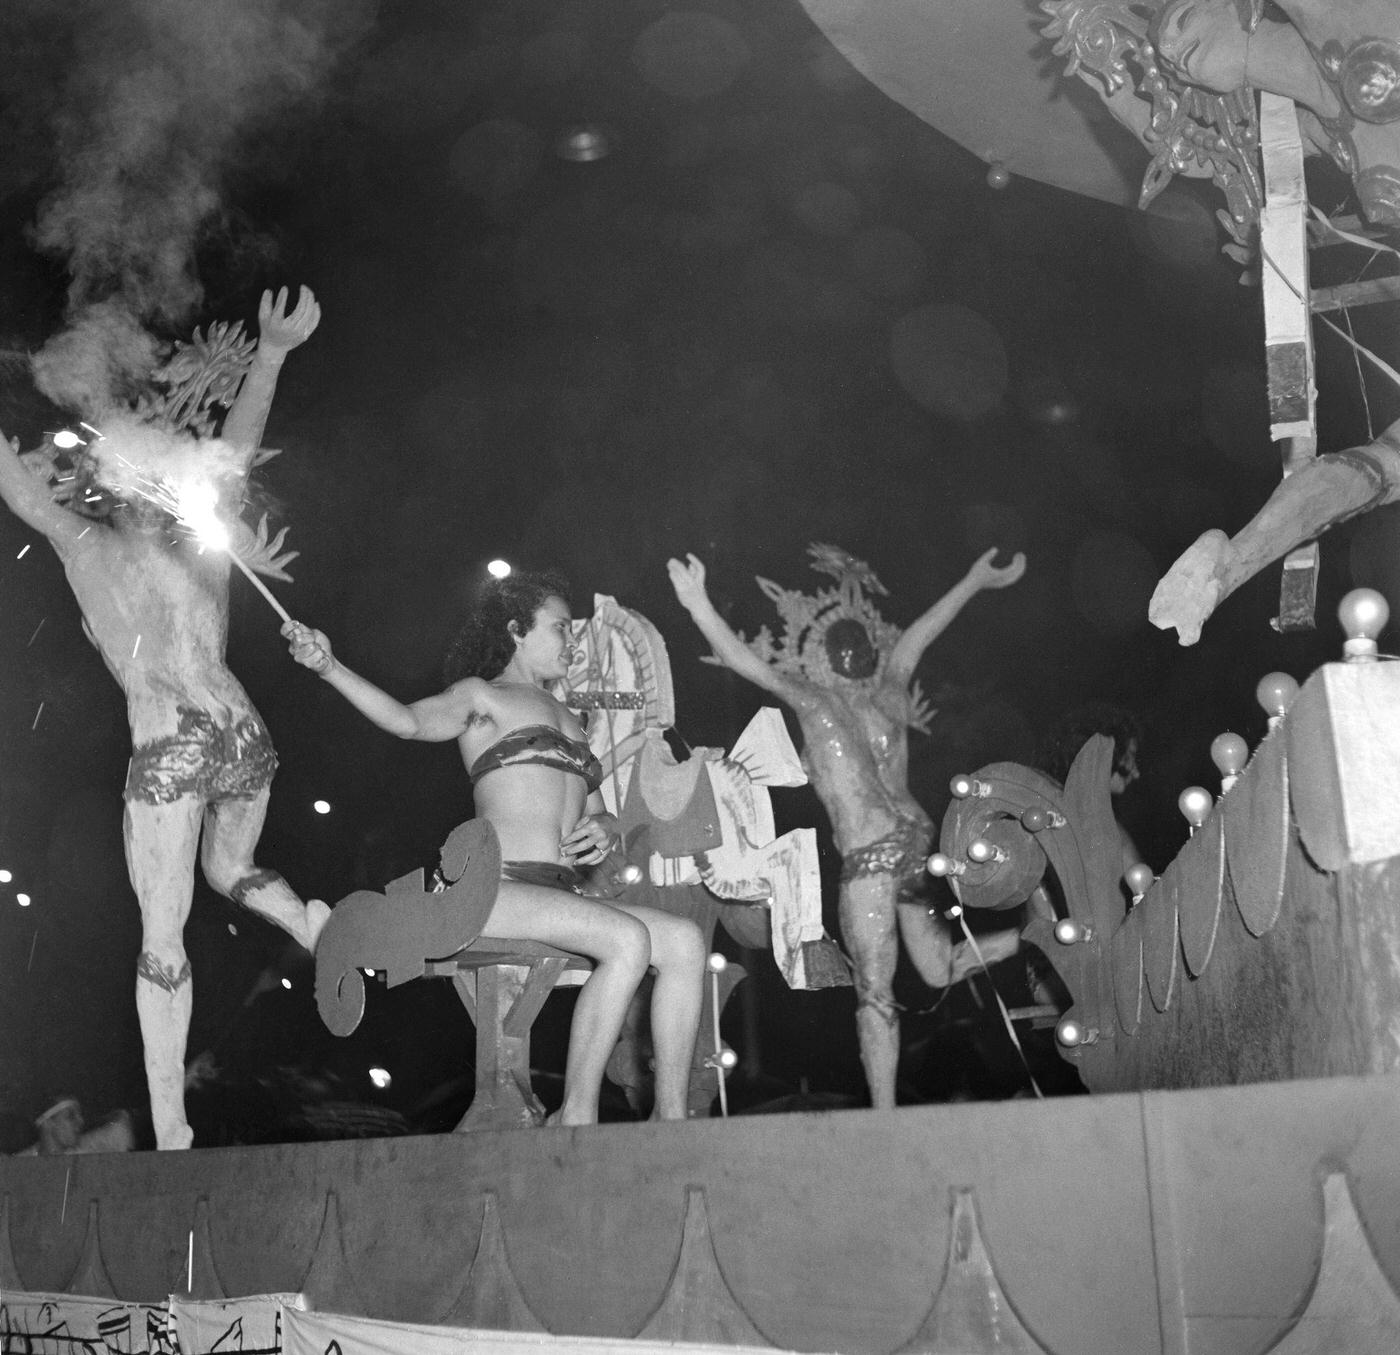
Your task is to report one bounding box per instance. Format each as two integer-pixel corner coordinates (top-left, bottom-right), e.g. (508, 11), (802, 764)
(467, 723), (603, 795)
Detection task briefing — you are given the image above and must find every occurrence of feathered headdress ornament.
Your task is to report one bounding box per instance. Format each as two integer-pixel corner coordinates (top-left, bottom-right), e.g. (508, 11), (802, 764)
(715, 544), (934, 731)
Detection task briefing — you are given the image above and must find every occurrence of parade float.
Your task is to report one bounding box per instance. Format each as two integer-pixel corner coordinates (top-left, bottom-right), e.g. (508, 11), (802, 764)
(5, 3), (1400, 1352)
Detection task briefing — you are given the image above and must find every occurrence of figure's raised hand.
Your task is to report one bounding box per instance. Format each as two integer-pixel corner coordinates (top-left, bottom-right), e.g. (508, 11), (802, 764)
(257, 285), (321, 355)
(283, 619), (334, 674)
(667, 553), (710, 612)
(967, 547), (1026, 591)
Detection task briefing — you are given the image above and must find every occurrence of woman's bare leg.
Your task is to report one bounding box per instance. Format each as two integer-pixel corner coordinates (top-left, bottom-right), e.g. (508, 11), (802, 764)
(616, 904), (706, 1120)
(485, 881), (652, 1126)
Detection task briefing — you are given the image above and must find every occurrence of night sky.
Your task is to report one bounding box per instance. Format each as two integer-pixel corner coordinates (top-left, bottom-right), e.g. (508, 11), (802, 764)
(1, 0), (1396, 1143)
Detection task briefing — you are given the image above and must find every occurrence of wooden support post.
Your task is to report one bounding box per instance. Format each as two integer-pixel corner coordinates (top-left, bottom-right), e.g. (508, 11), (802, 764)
(1259, 91), (1319, 632)
(454, 963), (549, 1132)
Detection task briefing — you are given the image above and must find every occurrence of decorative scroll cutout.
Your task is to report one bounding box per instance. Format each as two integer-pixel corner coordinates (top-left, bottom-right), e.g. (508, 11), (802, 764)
(1112, 909), (1145, 1035)
(439, 1191), (545, 1332)
(1226, 733), (1290, 937)
(316, 818), (501, 1037)
(1179, 814), (1226, 978)
(635, 1186), (772, 1345)
(67, 1200), (117, 1298)
(1141, 879), (1180, 1014)
(898, 1186), (1051, 1353)
(1265, 1172), (1400, 1351)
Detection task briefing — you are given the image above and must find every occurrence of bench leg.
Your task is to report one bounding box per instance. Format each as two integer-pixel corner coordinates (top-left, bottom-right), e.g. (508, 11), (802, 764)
(454, 961), (565, 1132)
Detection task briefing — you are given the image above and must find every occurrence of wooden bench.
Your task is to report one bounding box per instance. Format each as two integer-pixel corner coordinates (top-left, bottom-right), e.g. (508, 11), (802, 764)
(425, 937), (594, 1131)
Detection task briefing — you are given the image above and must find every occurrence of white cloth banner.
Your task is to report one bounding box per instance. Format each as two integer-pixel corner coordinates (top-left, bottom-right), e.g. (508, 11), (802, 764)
(3, 1294), (811, 1355)
(0, 1289), (175, 1353)
(283, 1307), (781, 1355)
(168, 1293), (305, 1353)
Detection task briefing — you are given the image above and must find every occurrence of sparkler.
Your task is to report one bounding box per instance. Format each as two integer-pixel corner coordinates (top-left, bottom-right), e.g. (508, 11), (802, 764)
(105, 452), (294, 626)
(170, 479), (293, 624)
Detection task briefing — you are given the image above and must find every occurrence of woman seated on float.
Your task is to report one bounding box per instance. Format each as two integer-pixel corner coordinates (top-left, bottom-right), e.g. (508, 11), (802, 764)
(284, 570), (705, 1126)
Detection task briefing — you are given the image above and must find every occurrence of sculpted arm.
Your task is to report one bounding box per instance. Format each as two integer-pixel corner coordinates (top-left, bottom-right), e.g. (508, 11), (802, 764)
(220, 286), (321, 464)
(666, 553), (803, 704)
(284, 621), (483, 741)
(887, 549), (1026, 684)
(0, 433), (86, 548)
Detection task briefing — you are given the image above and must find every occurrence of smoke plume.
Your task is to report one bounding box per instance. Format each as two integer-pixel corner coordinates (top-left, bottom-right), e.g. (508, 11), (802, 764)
(20, 0), (373, 412)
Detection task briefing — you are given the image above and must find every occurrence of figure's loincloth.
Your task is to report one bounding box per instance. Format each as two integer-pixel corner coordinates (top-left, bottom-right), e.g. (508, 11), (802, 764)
(126, 705), (277, 805)
(500, 858), (628, 900)
(500, 860), (587, 894)
(839, 818), (932, 902)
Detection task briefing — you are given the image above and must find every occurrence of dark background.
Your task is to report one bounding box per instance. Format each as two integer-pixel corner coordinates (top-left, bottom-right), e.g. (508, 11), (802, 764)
(1, 0), (1396, 1143)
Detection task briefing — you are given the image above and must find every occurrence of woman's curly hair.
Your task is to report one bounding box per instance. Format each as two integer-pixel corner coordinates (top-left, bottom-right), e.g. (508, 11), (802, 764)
(443, 569), (571, 684)
(1036, 701), (1143, 785)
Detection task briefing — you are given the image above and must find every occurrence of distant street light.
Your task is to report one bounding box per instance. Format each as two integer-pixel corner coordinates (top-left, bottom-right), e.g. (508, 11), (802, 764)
(487, 559), (512, 579)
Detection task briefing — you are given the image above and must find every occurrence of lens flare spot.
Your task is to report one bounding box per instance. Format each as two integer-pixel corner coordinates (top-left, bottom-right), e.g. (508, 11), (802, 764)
(632, 12), (750, 100)
(889, 304), (1007, 422)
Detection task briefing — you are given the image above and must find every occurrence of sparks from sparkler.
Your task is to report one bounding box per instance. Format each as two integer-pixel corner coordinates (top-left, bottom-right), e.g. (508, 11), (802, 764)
(156, 469), (293, 623)
(97, 440), (295, 625)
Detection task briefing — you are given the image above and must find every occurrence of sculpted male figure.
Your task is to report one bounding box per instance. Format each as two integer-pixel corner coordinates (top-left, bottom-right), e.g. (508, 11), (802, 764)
(668, 545), (1026, 1109)
(0, 287), (327, 1149)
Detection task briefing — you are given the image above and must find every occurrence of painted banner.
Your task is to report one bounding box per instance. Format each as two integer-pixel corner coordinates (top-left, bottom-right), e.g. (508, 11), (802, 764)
(283, 1306), (779, 1355)
(168, 1294), (304, 1353)
(0, 1289), (175, 1353)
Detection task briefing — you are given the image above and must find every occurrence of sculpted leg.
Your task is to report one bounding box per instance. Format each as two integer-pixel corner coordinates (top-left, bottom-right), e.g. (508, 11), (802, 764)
(125, 798), (202, 1150)
(838, 874), (900, 1110)
(897, 902), (1021, 987)
(1150, 432), (1400, 645)
(201, 791), (329, 951)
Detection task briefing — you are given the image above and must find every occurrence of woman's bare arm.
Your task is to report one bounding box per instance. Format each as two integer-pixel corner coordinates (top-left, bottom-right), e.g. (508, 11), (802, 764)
(284, 620), (483, 741)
